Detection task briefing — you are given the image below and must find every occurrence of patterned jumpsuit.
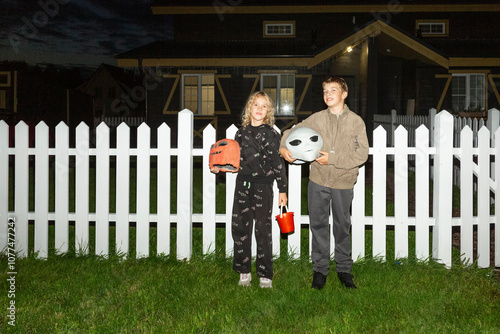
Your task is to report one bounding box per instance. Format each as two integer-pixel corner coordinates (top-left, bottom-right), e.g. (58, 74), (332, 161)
(232, 124), (287, 279)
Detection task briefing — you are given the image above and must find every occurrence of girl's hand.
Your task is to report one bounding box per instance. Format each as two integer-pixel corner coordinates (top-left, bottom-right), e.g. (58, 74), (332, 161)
(210, 166), (220, 173)
(279, 193), (288, 207)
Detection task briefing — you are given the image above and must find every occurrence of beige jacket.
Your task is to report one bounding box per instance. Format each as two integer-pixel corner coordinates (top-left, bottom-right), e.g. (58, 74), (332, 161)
(280, 105), (369, 189)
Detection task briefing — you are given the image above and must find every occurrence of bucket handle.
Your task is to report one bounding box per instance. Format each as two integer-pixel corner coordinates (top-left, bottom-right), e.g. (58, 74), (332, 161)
(280, 205), (288, 218)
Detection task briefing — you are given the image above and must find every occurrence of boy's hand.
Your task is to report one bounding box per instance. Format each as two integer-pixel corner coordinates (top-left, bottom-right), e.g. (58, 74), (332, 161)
(315, 151), (329, 165)
(210, 166), (220, 173)
(279, 148), (296, 163)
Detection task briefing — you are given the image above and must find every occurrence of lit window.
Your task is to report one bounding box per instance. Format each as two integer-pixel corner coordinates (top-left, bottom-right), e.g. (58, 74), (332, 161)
(182, 74), (215, 115)
(452, 74), (485, 112)
(261, 74), (295, 116)
(263, 21), (295, 37)
(416, 20), (448, 36)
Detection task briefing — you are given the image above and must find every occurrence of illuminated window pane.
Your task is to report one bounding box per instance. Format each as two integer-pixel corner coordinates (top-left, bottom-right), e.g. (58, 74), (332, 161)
(279, 75), (294, 115)
(452, 74), (484, 112)
(201, 75), (214, 115)
(265, 23), (294, 36)
(182, 74), (215, 115)
(263, 75), (278, 106)
(261, 74), (295, 115)
(184, 76), (198, 113)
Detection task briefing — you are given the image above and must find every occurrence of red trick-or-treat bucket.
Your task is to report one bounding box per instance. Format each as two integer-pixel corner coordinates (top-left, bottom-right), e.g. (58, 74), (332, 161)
(276, 206), (295, 234)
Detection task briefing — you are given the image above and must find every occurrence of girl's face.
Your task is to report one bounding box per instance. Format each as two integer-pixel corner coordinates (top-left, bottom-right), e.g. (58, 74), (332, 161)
(249, 95), (269, 126)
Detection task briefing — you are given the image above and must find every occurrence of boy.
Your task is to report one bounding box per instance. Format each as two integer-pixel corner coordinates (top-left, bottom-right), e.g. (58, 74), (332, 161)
(279, 77), (369, 289)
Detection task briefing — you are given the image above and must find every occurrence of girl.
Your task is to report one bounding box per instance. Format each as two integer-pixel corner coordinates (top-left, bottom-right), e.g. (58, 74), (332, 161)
(212, 91), (287, 288)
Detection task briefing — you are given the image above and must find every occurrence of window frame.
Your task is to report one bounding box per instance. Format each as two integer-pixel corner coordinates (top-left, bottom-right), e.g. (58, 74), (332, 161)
(260, 73), (295, 116)
(451, 73), (486, 112)
(0, 72), (11, 87)
(181, 73), (215, 116)
(416, 19), (449, 37)
(263, 21), (296, 38)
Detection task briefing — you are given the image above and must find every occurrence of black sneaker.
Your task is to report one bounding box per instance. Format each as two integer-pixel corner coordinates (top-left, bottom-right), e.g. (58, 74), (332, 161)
(337, 272), (357, 289)
(311, 271), (327, 290)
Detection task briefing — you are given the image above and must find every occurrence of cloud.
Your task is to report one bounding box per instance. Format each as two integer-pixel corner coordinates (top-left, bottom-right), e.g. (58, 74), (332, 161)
(0, 0), (172, 67)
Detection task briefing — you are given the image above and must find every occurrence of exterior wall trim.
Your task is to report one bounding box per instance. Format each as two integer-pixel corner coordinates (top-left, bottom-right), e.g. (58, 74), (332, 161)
(152, 5), (500, 15)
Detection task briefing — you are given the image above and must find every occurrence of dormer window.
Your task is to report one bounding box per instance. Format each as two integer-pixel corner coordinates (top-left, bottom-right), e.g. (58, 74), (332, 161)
(263, 21), (295, 38)
(416, 20), (448, 37)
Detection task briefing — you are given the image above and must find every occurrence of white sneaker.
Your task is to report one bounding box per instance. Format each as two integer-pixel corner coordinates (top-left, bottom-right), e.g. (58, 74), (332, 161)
(259, 277), (272, 288)
(238, 273), (251, 287)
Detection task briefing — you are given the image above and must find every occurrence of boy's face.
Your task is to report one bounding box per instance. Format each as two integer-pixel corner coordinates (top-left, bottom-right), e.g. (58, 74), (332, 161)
(323, 82), (347, 111)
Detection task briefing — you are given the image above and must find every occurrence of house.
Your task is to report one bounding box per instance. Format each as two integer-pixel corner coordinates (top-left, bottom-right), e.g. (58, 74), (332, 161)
(76, 63), (150, 119)
(0, 61), (91, 145)
(115, 1), (500, 145)
(0, 66), (18, 125)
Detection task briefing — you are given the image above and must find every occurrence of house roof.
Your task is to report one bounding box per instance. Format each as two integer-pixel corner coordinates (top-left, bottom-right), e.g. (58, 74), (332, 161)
(77, 64), (141, 94)
(116, 20), (475, 69)
(151, 1), (500, 14)
(117, 39), (317, 59)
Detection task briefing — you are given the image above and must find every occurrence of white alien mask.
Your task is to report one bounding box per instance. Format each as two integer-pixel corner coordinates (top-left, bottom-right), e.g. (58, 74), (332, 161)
(285, 127), (324, 164)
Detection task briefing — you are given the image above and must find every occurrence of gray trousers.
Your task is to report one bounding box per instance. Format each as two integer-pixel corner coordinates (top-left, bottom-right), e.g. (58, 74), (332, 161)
(308, 180), (354, 276)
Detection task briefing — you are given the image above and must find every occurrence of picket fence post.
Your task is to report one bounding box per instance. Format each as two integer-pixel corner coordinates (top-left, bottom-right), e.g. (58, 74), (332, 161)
(96, 123), (110, 256)
(15, 121), (29, 258)
(55, 122), (69, 254)
(394, 125), (409, 259)
(372, 125), (387, 260)
(433, 110), (454, 267)
(75, 122), (90, 255)
(459, 126), (473, 265)
(477, 127), (490, 268)
(177, 110), (194, 260)
(157, 123), (171, 256)
(287, 163), (302, 259)
(415, 125), (430, 261)
(351, 164), (365, 261)
(137, 123), (151, 258)
(203, 124), (216, 254)
(116, 123), (131, 256)
(225, 125), (238, 256)
(272, 125), (281, 258)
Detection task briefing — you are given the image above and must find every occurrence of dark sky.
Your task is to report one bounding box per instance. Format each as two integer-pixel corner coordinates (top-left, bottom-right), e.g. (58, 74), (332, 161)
(0, 0), (172, 68)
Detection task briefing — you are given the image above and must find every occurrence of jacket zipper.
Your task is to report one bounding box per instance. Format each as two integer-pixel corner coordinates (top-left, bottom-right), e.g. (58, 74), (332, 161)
(326, 113), (340, 187)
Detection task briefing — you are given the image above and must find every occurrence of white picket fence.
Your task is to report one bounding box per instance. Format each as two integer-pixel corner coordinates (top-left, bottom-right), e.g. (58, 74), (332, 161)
(374, 108), (500, 148)
(1, 109), (499, 269)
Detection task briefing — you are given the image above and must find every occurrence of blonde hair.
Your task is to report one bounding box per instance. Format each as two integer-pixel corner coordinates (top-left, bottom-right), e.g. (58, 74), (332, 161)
(241, 91), (275, 128)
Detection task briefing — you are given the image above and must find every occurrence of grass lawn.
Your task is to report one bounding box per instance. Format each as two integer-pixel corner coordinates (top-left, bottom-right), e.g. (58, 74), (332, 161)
(3, 159), (498, 332)
(1, 225), (499, 333)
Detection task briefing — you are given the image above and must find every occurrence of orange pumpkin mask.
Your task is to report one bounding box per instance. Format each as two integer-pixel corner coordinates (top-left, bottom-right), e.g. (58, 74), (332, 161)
(209, 139), (240, 172)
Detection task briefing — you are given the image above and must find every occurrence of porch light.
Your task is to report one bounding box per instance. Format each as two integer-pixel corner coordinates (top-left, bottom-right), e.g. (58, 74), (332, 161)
(347, 46), (353, 53)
